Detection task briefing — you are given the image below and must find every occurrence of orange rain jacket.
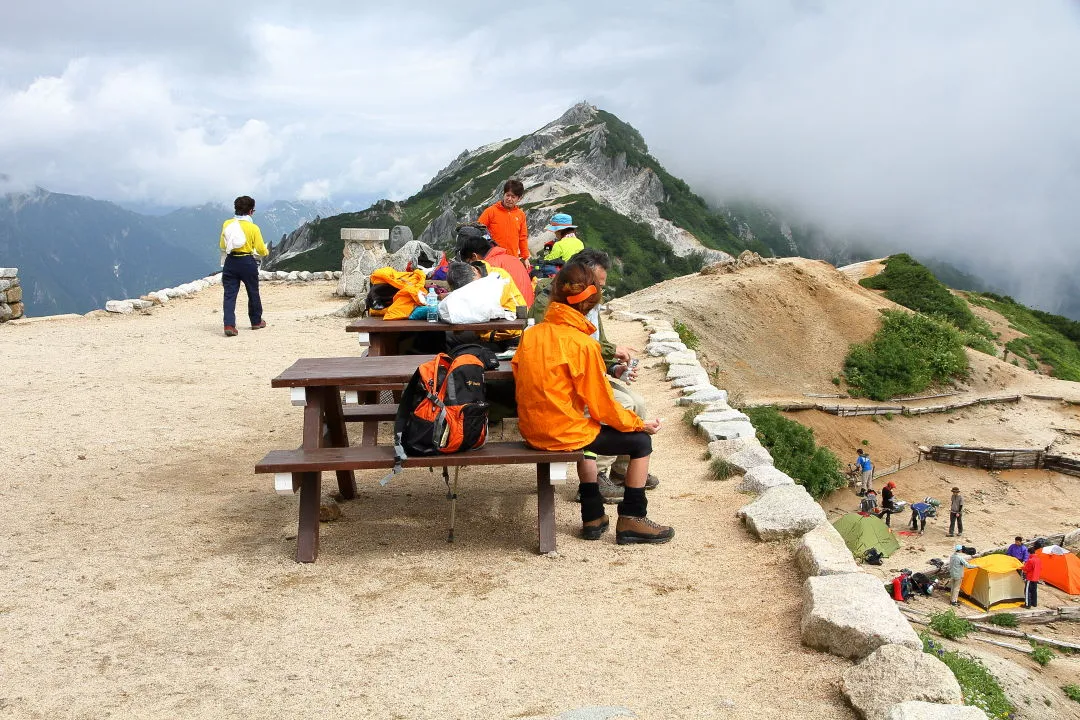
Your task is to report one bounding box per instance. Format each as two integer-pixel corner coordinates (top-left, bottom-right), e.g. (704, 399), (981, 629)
(478, 202), (529, 259)
(369, 267), (428, 320)
(512, 301), (644, 451)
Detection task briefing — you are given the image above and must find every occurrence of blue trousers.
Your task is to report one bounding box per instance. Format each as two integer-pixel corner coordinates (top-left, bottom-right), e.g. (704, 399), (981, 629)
(222, 255), (263, 328)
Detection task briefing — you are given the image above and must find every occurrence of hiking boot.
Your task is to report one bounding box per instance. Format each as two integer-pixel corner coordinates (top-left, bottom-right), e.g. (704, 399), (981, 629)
(251, 321), (267, 330)
(573, 472), (624, 504)
(224, 326), (238, 337)
(610, 469), (660, 490)
(615, 516), (674, 545)
(581, 515), (609, 541)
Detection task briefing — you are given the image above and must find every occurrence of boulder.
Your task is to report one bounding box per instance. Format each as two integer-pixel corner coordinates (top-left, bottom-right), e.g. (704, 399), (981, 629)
(738, 484), (827, 540)
(387, 225), (414, 253)
(707, 437), (752, 458)
(4, 285), (22, 303)
(672, 373), (710, 388)
(298, 271), (313, 281)
(276, 271), (289, 280)
(105, 300), (134, 314)
(667, 364), (706, 380)
(129, 299), (153, 310)
(0, 268), (17, 278)
(286, 271), (300, 281)
(697, 420), (756, 441)
(737, 465), (793, 494)
(664, 350), (698, 365)
(646, 341), (688, 356)
(204, 274), (222, 285)
(694, 409), (750, 425)
(323, 271), (335, 281)
(723, 443), (773, 473)
(801, 574), (922, 660)
(0, 303), (11, 321)
(643, 321), (672, 332)
(885, 702), (988, 720)
(151, 291), (170, 304)
(795, 522), (860, 577)
(842, 644), (963, 720)
(0, 278), (14, 292)
(677, 388), (728, 405)
(648, 331), (681, 343)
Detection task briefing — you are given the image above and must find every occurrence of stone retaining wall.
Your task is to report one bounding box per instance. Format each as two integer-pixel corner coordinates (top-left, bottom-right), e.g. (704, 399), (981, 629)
(0, 268), (25, 322)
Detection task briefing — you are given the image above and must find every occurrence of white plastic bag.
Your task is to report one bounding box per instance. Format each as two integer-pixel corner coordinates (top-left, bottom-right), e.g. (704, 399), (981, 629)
(223, 219), (247, 253)
(437, 273), (514, 324)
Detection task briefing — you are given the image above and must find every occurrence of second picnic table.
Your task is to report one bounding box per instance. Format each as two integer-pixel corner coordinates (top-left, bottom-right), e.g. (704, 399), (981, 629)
(345, 317), (528, 356)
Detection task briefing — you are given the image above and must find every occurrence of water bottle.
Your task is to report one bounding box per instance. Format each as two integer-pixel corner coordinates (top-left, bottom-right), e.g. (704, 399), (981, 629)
(426, 287), (439, 322)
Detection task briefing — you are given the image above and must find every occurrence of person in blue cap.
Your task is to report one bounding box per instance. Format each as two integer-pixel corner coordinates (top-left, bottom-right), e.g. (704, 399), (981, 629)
(538, 213), (584, 277)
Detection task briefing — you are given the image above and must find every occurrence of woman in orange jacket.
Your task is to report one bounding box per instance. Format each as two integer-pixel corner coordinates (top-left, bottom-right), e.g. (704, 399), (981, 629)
(511, 262), (673, 545)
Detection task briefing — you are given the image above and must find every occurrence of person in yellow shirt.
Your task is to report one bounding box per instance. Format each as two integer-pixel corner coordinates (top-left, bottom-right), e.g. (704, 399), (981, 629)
(512, 261), (673, 545)
(218, 195), (269, 336)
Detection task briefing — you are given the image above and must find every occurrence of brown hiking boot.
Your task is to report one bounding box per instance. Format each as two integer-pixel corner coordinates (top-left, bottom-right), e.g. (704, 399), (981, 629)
(224, 326), (238, 337)
(616, 516), (674, 545)
(581, 515), (609, 541)
(251, 321), (267, 329)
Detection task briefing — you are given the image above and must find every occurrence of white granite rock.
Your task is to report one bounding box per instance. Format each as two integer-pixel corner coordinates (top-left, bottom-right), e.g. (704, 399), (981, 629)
(707, 437), (752, 458)
(724, 443), (774, 473)
(611, 310), (655, 323)
(737, 465), (793, 494)
(276, 271), (289, 280)
(665, 350), (699, 365)
(151, 291), (170, 304)
(646, 341), (689, 356)
(298, 271), (313, 281)
(801, 573), (922, 660)
(795, 522), (860, 577)
(129, 299), (153, 310)
(738, 484), (827, 541)
(286, 271), (300, 281)
(105, 300), (134, 314)
(667, 364), (705, 380)
(0, 268), (17, 278)
(648, 331), (681, 343)
(677, 388), (728, 405)
(885, 702), (988, 720)
(694, 409), (750, 425)
(205, 274), (222, 285)
(842, 644), (963, 720)
(697, 420), (756, 441)
(671, 373), (710, 388)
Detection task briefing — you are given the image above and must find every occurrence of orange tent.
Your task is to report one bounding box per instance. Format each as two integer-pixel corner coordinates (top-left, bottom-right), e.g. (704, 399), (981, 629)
(1039, 547), (1080, 595)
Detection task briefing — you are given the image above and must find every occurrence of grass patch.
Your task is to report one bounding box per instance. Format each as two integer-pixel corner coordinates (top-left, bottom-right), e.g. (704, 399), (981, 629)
(709, 457), (737, 481)
(929, 609), (974, 640)
(681, 402), (705, 428)
(986, 613), (1019, 628)
(843, 309), (969, 400)
(1030, 644), (1055, 667)
(969, 292), (1080, 381)
(1063, 684), (1080, 702)
(922, 634), (1015, 719)
(860, 254), (990, 334)
(673, 319), (700, 351)
(742, 406), (845, 499)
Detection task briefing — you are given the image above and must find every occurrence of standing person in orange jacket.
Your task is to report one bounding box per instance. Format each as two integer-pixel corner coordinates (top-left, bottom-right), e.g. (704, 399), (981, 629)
(511, 262), (673, 545)
(478, 178), (530, 262)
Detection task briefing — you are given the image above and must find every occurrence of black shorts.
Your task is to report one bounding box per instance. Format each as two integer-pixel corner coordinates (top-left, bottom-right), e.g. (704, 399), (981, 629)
(581, 426), (652, 460)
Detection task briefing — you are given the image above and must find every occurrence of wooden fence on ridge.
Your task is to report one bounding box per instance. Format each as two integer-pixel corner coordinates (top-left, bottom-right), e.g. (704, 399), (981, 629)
(924, 446), (1080, 476)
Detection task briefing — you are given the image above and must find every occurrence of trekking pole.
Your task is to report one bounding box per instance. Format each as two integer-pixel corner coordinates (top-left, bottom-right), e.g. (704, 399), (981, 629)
(447, 466), (460, 543)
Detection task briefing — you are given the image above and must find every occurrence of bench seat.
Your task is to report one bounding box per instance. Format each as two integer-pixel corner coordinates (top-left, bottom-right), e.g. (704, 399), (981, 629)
(340, 404), (398, 423)
(256, 442), (582, 562)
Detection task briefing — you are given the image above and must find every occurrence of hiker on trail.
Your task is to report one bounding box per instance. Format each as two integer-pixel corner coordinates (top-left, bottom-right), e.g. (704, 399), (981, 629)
(947, 487), (964, 537)
(1006, 536), (1030, 563)
(511, 262), (673, 545)
(530, 249), (657, 503)
(909, 500), (932, 533)
(1022, 540), (1044, 608)
(219, 195), (269, 337)
(536, 213), (584, 278)
(948, 544), (976, 606)
(878, 481), (897, 527)
(456, 224), (535, 307)
(855, 449), (873, 494)
(477, 178), (530, 262)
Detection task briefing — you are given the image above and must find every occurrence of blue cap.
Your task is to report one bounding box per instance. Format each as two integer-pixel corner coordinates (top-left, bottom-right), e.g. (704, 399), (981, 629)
(545, 212), (576, 232)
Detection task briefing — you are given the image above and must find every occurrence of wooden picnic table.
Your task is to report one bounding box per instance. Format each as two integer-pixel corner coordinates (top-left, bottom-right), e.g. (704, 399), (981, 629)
(344, 317), (527, 356)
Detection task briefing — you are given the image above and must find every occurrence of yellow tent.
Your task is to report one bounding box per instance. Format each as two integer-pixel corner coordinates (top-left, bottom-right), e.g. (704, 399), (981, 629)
(959, 554), (1025, 610)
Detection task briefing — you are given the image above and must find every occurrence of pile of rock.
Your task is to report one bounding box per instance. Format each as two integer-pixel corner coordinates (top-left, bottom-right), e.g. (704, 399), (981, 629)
(0, 268), (23, 322)
(611, 308), (984, 720)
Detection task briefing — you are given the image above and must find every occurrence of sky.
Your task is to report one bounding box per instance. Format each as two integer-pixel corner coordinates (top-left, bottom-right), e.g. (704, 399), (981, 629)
(2, 1), (1079, 307)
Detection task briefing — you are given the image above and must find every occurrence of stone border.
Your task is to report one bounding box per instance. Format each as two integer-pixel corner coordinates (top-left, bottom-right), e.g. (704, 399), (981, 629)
(611, 308), (980, 719)
(100, 270), (343, 314)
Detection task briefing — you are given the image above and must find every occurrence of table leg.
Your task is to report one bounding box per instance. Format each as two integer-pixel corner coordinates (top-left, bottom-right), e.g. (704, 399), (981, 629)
(296, 471), (321, 563)
(319, 387), (357, 499)
(536, 463), (556, 554)
(361, 389), (381, 446)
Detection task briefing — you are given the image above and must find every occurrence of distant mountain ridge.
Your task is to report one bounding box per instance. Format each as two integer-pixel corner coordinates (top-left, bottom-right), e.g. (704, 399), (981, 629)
(0, 188), (337, 315)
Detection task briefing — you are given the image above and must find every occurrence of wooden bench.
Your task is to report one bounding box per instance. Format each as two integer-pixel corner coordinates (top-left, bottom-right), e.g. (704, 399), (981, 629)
(256, 442), (582, 562)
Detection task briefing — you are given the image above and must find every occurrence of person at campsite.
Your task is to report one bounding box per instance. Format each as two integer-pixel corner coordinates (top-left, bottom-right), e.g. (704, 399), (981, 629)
(530, 248), (657, 503)
(878, 481), (897, 527)
(1022, 540), (1044, 608)
(537, 213), (584, 277)
(219, 195), (269, 337)
(511, 262), (672, 545)
(855, 449), (873, 494)
(477, 178), (530, 262)
(909, 500), (931, 534)
(1006, 536), (1030, 563)
(948, 544), (976, 606)
(947, 487), (964, 537)
(859, 488), (878, 514)
(457, 224), (535, 307)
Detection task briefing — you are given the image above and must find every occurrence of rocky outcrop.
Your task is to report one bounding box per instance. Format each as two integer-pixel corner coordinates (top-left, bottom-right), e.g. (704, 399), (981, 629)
(801, 574), (922, 660)
(841, 645), (962, 720)
(795, 522), (860, 577)
(0, 268), (24, 322)
(737, 484), (827, 540)
(885, 702), (988, 720)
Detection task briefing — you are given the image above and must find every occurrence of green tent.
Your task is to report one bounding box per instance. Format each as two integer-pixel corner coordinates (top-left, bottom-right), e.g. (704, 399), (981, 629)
(832, 513), (901, 559)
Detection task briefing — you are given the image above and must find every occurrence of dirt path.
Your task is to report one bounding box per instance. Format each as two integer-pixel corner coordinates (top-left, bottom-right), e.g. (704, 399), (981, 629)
(0, 281), (853, 720)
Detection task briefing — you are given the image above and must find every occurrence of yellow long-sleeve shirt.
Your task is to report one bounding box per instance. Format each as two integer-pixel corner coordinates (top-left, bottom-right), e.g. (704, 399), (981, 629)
(219, 216), (269, 256)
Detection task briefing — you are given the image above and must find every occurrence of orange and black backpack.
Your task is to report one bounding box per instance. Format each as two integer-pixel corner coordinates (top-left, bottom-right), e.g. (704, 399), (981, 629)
(391, 345), (497, 471)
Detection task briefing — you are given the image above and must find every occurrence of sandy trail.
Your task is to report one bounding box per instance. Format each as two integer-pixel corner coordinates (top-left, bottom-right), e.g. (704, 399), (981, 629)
(1, 281), (852, 720)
